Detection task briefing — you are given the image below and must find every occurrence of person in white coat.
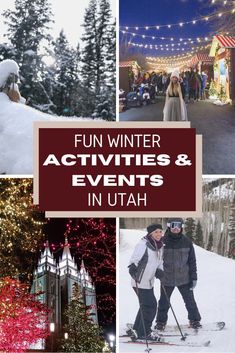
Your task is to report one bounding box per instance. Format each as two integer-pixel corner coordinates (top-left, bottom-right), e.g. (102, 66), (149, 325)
(163, 69), (187, 121)
(127, 223), (164, 341)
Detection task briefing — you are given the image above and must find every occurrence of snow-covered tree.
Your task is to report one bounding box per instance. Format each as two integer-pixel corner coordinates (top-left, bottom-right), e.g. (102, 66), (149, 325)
(60, 283), (105, 352)
(49, 30), (81, 116)
(228, 197), (235, 259)
(81, 0), (97, 90)
(2, 0), (54, 111)
(184, 218), (196, 241)
(207, 231), (214, 251)
(81, 0), (115, 120)
(195, 221), (204, 248)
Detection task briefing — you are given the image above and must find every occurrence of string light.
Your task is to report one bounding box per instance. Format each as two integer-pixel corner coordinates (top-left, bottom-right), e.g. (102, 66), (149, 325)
(127, 41), (210, 53)
(120, 29), (211, 42)
(120, 8), (235, 30)
(0, 277), (49, 352)
(0, 178), (45, 281)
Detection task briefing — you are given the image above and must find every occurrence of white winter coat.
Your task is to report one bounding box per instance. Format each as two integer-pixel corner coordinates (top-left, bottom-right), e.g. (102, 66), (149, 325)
(129, 238), (163, 289)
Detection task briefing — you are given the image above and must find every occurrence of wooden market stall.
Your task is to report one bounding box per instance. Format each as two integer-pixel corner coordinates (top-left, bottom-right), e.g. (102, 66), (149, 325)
(209, 35), (235, 104)
(119, 60), (141, 93)
(190, 53), (214, 81)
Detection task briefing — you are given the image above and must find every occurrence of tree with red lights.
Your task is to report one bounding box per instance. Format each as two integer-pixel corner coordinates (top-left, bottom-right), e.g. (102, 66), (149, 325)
(47, 218), (116, 326)
(0, 277), (49, 353)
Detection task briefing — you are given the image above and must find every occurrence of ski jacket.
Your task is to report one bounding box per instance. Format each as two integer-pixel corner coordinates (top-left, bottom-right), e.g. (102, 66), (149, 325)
(129, 237), (163, 289)
(162, 231), (197, 287)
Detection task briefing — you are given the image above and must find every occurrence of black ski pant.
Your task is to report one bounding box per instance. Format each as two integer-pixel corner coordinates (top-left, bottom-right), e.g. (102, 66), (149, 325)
(156, 283), (201, 324)
(133, 287), (157, 338)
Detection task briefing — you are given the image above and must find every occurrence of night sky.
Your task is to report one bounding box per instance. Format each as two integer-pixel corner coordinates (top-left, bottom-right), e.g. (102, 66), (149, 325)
(120, 0), (216, 56)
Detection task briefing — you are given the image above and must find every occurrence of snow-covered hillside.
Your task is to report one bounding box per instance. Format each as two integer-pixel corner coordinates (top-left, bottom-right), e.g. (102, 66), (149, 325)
(119, 229), (235, 352)
(0, 92), (98, 174)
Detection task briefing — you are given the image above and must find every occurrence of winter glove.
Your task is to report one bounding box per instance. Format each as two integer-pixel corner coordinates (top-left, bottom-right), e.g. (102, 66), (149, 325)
(128, 263), (138, 280)
(189, 280), (197, 290)
(155, 268), (164, 280)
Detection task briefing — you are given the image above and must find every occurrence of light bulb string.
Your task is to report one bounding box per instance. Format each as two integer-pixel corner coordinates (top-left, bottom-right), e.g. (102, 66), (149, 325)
(120, 7), (235, 30)
(120, 29), (211, 42)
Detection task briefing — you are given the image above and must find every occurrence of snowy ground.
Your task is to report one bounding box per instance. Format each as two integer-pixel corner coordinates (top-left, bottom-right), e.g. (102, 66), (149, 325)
(119, 229), (235, 353)
(0, 92), (99, 174)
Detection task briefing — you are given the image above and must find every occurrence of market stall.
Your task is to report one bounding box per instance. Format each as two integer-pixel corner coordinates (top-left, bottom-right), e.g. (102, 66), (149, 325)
(119, 60), (141, 93)
(190, 53), (214, 81)
(209, 35), (235, 104)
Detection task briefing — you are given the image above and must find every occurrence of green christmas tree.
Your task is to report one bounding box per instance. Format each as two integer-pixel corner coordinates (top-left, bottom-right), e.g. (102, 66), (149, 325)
(194, 221), (204, 248)
(209, 79), (217, 97)
(218, 84), (227, 103)
(184, 218), (196, 241)
(60, 283), (106, 352)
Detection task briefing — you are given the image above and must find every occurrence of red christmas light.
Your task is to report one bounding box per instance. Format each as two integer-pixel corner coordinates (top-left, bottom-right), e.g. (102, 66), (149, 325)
(46, 218), (116, 325)
(0, 277), (49, 353)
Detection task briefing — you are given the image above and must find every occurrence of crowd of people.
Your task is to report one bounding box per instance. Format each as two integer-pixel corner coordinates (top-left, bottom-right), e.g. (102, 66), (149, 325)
(121, 68), (209, 121)
(133, 68), (208, 103)
(127, 219), (201, 342)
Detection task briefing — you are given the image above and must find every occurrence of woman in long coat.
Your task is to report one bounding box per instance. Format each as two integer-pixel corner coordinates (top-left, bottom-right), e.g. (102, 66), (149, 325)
(163, 69), (188, 121)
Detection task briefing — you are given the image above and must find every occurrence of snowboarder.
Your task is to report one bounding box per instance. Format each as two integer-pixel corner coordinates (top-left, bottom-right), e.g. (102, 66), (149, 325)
(163, 69), (188, 121)
(127, 223), (164, 341)
(155, 218), (201, 331)
(0, 59), (26, 104)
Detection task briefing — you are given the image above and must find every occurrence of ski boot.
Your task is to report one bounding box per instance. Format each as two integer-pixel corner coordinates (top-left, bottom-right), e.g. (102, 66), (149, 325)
(145, 331), (164, 342)
(154, 322), (166, 331)
(189, 320), (202, 329)
(137, 331), (164, 342)
(126, 324), (138, 342)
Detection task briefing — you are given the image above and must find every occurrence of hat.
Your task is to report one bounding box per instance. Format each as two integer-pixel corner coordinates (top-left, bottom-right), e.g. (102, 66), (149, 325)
(170, 69), (179, 80)
(167, 218), (184, 228)
(147, 223), (163, 234)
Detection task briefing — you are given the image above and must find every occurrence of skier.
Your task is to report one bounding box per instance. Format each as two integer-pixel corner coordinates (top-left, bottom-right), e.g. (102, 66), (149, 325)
(0, 59), (26, 104)
(155, 218), (201, 331)
(127, 223), (164, 341)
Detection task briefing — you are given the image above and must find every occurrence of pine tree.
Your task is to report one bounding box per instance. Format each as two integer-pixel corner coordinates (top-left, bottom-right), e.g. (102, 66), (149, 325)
(228, 197), (235, 258)
(194, 221), (204, 247)
(81, 0), (97, 90)
(60, 283), (105, 352)
(92, 0), (116, 120)
(49, 30), (81, 116)
(81, 0), (115, 120)
(184, 218), (196, 241)
(3, 0), (54, 111)
(207, 231), (214, 251)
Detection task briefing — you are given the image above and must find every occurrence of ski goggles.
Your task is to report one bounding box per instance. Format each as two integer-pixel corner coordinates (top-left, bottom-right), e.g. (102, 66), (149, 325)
(167, 222), (183, 229)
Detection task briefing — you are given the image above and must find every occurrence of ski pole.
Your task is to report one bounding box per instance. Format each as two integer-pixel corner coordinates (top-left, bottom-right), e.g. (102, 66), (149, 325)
(135, 280), (152, 353)
(161, 284), (186, 341)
